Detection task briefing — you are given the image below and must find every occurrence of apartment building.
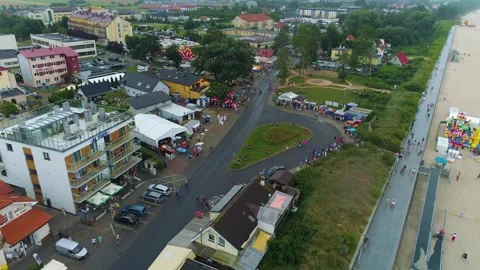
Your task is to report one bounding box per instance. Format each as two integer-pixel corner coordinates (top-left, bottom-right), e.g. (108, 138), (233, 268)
(231, 14), (274, 30)
(0, 34), (17, 51)
(69, 11), (133, 44)
(15, 7), (76, 25)
(31, 33), (97, 58)
(17, 47), (80, 88)
(0, 100), (141, 214)
(298, 8), (347, 19)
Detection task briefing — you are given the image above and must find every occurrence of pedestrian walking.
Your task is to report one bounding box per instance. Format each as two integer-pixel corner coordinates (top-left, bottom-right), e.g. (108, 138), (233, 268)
(97, 235), (103, 246)
(451, 233), (457, 242)
(185, 179), (189, 186)
(456, 171), (461, 182)
(391, 198), (396, 209)
(61, 207), (66, 216)
(196, 194), (199, 200)
(386, 197), (390, 206)
(91, 237), (96, 247)
(116, 234), (121, 245)
(477, 173), (480, 180)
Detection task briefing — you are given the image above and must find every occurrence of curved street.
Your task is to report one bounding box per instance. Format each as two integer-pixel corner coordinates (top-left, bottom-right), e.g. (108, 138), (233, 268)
(108, 71), (340, 270)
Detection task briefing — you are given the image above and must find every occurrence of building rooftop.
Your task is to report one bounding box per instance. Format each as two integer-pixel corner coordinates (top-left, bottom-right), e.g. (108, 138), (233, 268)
(1, 208), (52, 245)
(71, 11), (115, 24)
(237, 14), (272, 22)
(31, 33), (93, 43)
(123, 72), (165, 93)
(128, 91), (172, 110)
(19, 47), (78, 59)
(152, 69), (201, 86)
(0, 50), (18, 60)
(0, 100), (131, 152)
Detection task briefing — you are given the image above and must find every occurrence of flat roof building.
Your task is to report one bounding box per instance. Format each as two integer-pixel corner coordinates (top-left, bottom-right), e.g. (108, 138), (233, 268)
(0, 34), (18, 50)
(0, 100), (141, 214)
(31, 33), (97, 58)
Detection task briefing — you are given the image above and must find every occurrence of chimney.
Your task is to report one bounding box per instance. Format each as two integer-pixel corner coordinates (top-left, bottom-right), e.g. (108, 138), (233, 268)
(98, 108), (106, 121)
(62, 102), (71, 112)
(73, 114), (80, 126)
(63, 118), (72, 136)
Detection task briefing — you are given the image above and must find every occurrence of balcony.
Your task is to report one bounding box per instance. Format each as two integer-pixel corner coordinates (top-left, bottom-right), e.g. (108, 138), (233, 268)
(72, 178), (110, 203)
(108, 141), (141, 165)
(66, 150), (106, 172)
(69, 162), (108, 188)
(109, 154), (142, 179)
(105, 133), (134, 151)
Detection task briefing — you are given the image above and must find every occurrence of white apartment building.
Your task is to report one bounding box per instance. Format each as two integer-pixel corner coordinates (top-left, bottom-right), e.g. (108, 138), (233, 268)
(0, 34), (18, 50)
(31, 33), (97, 58)
(0, 100), (142, 214)
(298, 8), (347, 19)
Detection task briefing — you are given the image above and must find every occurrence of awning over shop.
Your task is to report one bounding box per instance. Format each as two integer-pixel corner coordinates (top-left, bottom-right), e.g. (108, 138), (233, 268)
(100, 183), (124, 196)
(86, 192), (111, 206)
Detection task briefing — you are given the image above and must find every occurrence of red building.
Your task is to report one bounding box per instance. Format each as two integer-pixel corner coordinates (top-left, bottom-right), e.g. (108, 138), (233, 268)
(17, 47), (79, 88)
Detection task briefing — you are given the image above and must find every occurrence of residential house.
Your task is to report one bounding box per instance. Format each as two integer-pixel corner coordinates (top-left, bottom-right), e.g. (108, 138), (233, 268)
(330, 47), (353, 60)
(346, 34), (355, 41)
(273, 22), (285, 32)
(77, 81), (113, 101)
(122, 72), (169, 97)
(0, 66), (26, 105)
(316, 58), (338, 70)
(153, 69), (209, 100)
(0, 192), (53, 266)
(231, 14), (274, 30)
(246, 1), (258, 8)
(128, 91), (172, 115)
(390, 52), (409, 66)
(257, 48), (274, 59)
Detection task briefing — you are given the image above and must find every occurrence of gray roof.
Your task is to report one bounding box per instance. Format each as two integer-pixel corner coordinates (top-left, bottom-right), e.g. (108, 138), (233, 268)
(79, 82), (112, 98)
(128, 91), (172, 110)
(123, 72), (166, 93)
(31, 33), (91, 43)
(0, 88), (24, 98)
(152, 69), (201, 86)
(0, 50), (18, 60)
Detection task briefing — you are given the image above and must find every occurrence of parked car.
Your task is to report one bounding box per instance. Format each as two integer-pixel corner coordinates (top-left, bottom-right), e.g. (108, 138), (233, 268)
(114, 213), (140, 228)
(148, 184), (172, 196)
(140, 190), (164, 203)
(120, 204), (146, 217)
(267, 166), (285, 176)
(55, 238), (88, 260)
(97, 51), (106, 55)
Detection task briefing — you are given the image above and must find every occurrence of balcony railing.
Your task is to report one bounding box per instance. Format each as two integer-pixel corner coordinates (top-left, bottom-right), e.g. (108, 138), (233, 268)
(66, 150), (106, 172)
(69, 162), (108, 188)
(108, 141), (141, 165)
(72, 178), (110, 203)
(105, 133), (134, 151)
(109, 154), (142, 179)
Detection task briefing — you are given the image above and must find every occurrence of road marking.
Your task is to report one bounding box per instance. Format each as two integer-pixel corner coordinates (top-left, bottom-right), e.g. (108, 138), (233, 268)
(138, 199), (163, 206)
(146, 211), (155, 215)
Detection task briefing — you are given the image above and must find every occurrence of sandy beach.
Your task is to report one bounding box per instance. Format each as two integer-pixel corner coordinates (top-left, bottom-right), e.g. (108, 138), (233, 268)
(422, 11), (480, 270)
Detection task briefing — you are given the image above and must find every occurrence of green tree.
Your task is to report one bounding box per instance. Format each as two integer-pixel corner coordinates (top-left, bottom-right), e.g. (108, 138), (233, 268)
(293, 24), (320, 77)
(0, 102), (19, 116)
(184, 17), (196, 30)
(199, 29), (226, 45)
(205, 82), (230, 101)
(355, 26), (379, 77)
(325, 23), (342, 54)
(165, 45), (182, 69)
(276, 48), (290, 80)
(272, 25), (290, 52)
(60, 16), (69, 29)
(193, 37), (254, 82)
(126, 35), (161, 60)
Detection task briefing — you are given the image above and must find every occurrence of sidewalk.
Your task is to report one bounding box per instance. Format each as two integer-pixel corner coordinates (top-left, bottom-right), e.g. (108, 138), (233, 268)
(353, 28), (455, 270)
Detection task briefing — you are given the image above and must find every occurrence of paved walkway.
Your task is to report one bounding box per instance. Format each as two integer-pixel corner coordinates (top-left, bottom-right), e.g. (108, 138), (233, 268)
(354, 28), (456, 270)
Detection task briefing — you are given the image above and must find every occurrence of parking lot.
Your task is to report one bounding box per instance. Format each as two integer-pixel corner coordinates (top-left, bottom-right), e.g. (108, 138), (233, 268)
(11, 171), (188, 270)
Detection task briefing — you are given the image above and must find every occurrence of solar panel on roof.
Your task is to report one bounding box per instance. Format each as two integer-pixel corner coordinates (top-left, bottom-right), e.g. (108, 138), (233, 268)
(210, 184), (244, 212)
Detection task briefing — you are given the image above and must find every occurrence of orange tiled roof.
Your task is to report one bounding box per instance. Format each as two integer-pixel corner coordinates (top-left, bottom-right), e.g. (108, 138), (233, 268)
(0, 194), (35, 203)
(274, 22), (285, 29)
(238, 14), (271, 22)
(1, 208), (53, 245)
(0, 181), (13, 195)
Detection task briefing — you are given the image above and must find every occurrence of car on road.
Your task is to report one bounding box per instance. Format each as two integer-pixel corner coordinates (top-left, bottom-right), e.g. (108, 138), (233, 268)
(114, 213), (140, 228)
(267, 166), (285, 176)
(120, 204), (146, 217)
(148, 184), (172, 196)
(140, 190), (164, 203)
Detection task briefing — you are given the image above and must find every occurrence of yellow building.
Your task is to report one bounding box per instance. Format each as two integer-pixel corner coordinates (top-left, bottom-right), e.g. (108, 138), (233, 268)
(222, 28), (277, 39)
(330, 47), (353, 60)
(155, 69), (209, 99)
(69, 11), (133, 44)
(0, 66), (17, 90)
(231, 14), (274, 30)
(46, 7), (77, 23)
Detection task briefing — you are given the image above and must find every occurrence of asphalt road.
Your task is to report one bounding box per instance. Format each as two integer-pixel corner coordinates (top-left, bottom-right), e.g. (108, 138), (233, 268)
(107, 71), (340, 270)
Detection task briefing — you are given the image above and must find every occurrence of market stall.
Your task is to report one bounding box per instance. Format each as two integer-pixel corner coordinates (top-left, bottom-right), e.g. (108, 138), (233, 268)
(134, 114), (188, 148)
(86, 192), (111, 207)
(100, 183), (124, 196)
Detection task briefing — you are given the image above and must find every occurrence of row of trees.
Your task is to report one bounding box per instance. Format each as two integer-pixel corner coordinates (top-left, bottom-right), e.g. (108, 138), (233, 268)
(0, 13), (45, 39)
(125, 35), (161, 60)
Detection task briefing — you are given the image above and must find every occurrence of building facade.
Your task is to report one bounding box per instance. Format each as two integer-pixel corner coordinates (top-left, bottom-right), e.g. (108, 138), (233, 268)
(18, 47), (80, 88)
(0, 101), (141, 214)
(31, 33), (97, 58)
(0, 67), (17, 91)
(0, 34), (17, 51)
(298, 8), (347, 19)
(69, 12), (133, 44)
(0, 50), (19, 68)
(231, 14), (274, 30)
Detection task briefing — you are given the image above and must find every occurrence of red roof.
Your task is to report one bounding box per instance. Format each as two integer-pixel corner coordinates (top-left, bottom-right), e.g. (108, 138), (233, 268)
(19, 47), (78, 59)
(396, 52), (409, 65)
(0, 66), (8, 72)
(0, 181), (13, 195)
(238, 14), (271, 22)
(1, 208), (53, 245)
(274, 22), (285, 29)
(257, 48), (275, 58)
(0, 194), (36, 210)
(347, 34), (355, 41)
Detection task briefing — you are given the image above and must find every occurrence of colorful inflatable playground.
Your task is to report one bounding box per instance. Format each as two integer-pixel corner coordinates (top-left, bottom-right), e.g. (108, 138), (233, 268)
(444, 111), (480, 149)
(177, 46), (195, 61)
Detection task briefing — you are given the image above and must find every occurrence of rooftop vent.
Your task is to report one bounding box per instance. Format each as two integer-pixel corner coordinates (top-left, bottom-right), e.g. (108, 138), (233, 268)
(73, 114), (80, 126)
(53, 105), (60, 114)
(84, 109), (93, 122)
(62, 102), (71, 112)
(98, 108), (106, 122)
(62, 118), (72, 137)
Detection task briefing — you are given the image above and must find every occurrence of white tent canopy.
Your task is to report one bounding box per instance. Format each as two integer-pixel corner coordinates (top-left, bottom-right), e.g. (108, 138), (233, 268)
(43, 259), (67, 270)
(134, 114), (188, 147)
(184, 120), (200, 134)
(88, 73), (125, 84)
(277, 92), (298, 102)
(437, 136), (449, 156)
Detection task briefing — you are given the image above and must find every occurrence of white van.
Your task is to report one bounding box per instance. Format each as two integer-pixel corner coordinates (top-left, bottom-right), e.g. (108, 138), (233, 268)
(55, 238), (88, 260)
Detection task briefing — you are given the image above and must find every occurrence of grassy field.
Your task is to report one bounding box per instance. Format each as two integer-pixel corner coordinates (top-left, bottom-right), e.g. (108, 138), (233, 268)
(231, 123), (313, 170)
(310, 74), (348, 85)
(133, 23), (171, 29)
(261, 144), (394, 269)
(280, 86), (358, 105)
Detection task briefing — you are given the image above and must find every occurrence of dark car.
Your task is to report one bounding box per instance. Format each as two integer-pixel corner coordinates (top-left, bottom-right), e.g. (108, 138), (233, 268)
(268, 166), (285, 176)
(120, 204), (146, 217)
(97, 51), (106, 55)
(140, 190), (164, 203)
(114, 213), (139, 228)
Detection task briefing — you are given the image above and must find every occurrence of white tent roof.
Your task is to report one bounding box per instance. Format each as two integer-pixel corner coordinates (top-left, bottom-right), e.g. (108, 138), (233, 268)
(88, 73), (125, 84)
(278, 92), (298, 101)
(134, 114), (188, 144)
(42, 260), (67, 270)
(160, 103), (195, 117)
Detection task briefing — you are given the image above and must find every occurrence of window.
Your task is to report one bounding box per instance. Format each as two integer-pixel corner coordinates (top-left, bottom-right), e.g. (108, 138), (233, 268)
(50, 55), (54, 59)
(45, 78), (50, 83)
(31, 57), (36, 61)
(7, 212), (13, 220)
(146, 85), (151, 89)
(137, 82), (142, 86)
(29, 169), (37, 175)
(43, 152), (50, 160)
(6, 143), (12, 152)
(41, 56), (46, 60)
(35, 80), (41, 84)
(54, 77), (59, 81)
(1, 170), (7, 177)
(208, 234), (215, 243)
(25, 153), (34, 160)
(218, 237), (225, 247)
